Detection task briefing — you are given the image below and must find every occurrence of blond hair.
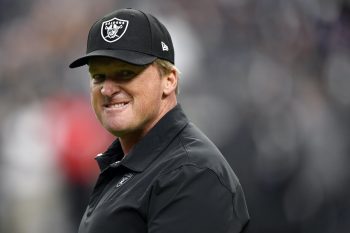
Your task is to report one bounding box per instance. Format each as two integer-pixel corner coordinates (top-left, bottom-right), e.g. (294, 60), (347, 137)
(153, 59), (180, 95)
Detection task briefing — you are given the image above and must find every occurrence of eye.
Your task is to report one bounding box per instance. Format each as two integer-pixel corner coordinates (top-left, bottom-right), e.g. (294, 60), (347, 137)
(115, 70), (137, 80)
(91, 74), (106, 83)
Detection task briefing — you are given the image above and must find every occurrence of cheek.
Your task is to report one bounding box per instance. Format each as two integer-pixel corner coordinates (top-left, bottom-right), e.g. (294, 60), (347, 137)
(138, 81), (162, 104)
(90, 86), (101, 115)
(130, 82), (160, 116)
(142, 83), (163, 114)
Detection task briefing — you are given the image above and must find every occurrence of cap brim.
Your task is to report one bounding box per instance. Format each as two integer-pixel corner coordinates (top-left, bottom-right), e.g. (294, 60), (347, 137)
(69, 50), (157, 68)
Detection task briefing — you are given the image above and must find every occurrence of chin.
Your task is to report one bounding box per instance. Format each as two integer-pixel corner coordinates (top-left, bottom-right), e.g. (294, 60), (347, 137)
(105, 122), (132, 136)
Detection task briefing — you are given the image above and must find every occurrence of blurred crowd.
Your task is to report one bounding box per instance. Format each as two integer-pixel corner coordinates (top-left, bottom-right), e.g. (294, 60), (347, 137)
(0, 0), (349, 232)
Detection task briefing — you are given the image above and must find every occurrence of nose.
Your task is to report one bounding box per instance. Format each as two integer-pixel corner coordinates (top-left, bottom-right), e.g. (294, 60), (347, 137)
(100, 79), (120, 97)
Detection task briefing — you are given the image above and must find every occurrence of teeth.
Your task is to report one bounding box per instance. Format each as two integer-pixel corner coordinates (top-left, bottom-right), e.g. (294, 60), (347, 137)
(108, 103), (128, 109)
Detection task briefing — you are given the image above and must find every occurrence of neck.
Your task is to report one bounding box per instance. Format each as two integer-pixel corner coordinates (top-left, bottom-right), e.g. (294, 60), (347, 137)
(120, 98), (177, 155)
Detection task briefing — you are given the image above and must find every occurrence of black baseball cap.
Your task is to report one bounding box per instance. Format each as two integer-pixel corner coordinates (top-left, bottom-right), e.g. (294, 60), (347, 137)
(69, 8), (174, 68)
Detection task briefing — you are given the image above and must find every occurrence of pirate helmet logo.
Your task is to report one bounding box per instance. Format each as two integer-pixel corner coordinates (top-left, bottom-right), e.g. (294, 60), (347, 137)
(101, 17), (129, 43)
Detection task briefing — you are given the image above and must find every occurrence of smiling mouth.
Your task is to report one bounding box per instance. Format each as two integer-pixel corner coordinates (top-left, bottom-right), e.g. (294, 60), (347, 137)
(104, 101), (130, 110)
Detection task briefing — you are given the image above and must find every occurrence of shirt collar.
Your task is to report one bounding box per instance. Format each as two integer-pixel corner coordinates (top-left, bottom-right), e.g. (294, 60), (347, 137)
(95, 139), (124, 171)
(95, 104), (189, 173)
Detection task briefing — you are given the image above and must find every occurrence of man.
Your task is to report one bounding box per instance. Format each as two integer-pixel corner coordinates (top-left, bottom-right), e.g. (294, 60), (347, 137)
(69, 8), (249, 233)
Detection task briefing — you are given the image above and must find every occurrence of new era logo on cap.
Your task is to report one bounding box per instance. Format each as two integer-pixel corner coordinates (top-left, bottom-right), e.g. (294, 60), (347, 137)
(69, 8), (175, 68)
(161, 41), (169, 51)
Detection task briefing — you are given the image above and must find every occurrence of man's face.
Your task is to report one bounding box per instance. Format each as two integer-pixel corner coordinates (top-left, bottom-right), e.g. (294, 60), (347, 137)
(89, 57), (165, 138)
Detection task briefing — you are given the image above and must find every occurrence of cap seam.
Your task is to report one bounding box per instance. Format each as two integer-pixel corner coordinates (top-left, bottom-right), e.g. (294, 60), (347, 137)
(138, 10), (153, 55)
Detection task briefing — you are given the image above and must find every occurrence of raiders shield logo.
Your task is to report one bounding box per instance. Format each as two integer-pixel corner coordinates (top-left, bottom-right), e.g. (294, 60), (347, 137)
(101, 17), (129, 43)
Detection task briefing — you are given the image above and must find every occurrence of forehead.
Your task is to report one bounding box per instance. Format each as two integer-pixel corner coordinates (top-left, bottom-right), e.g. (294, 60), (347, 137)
(88, 57), (142, 73)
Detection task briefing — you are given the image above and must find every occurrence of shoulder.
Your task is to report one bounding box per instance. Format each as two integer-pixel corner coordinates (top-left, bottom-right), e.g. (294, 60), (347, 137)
(160, 122), (241, 194)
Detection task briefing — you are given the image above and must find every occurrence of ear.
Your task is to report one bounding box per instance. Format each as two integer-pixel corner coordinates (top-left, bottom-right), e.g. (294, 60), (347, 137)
(162, 69), (178, 96)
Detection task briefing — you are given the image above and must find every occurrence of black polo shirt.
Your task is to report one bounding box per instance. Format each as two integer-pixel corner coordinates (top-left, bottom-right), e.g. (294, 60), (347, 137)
(78, 104), (249, 233)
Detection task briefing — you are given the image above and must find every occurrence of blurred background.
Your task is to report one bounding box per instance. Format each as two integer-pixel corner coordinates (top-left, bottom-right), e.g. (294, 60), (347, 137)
(0, 0), (349, 232)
